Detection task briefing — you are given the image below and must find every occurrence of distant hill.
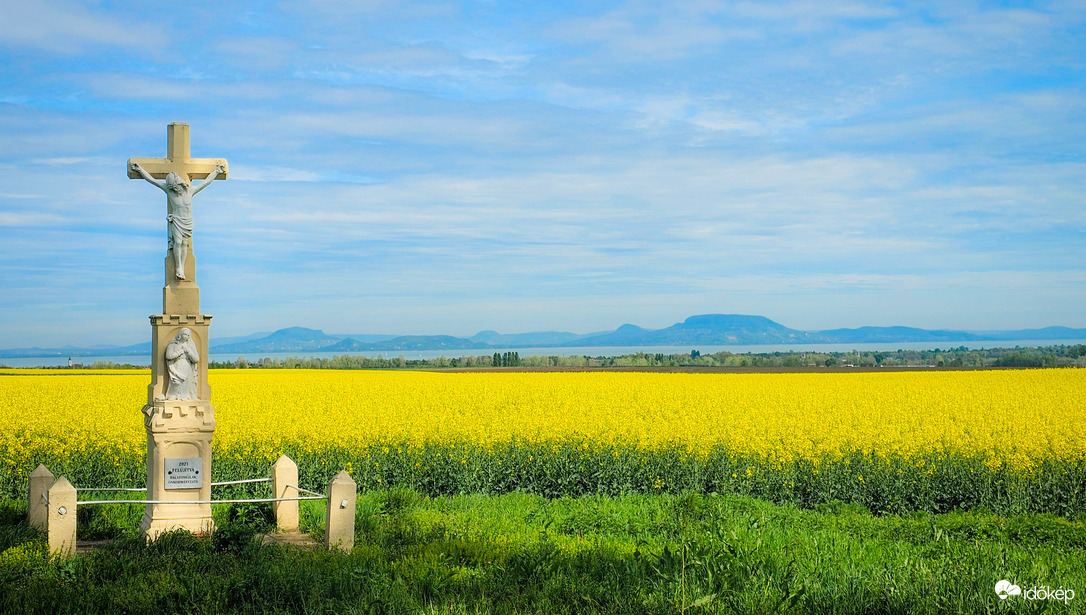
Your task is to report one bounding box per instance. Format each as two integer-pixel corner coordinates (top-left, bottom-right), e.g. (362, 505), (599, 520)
(203, 316), (1084, 354)
(212, 327), (342, 353)
(3, 315), (1085, 358)
(367, 336), (487, 352)
(567, 314), (823, 346)
(567, 323), (656, 346)
(569, 315), (816, 349)
(816, 326), (985, 343)
(469, 330), (585, 347)
(216, 331), (490, 354)
(973, 326), (1086, 341)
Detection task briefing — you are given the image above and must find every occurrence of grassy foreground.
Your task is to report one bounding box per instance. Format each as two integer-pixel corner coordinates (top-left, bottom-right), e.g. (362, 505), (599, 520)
(2, 490), (1084, 614)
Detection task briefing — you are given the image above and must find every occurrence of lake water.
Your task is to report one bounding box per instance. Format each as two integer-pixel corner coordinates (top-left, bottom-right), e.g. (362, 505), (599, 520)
(4, 339), (1083, 368)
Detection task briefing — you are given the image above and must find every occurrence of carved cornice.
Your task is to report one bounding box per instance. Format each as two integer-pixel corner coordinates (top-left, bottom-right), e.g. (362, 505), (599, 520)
(150, 314), (212, 326)
(144, 400), (217, 433)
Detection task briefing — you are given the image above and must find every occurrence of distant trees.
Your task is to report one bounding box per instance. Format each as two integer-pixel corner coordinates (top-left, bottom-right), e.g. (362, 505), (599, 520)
(495, 352), (521, 367)
(485, 352), (522, 367)
(202, 344), (1086, 371)
(995, 351), (1060, 368)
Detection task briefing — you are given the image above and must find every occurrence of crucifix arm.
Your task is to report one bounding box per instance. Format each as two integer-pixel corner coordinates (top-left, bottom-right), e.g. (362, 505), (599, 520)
(191, 163), (226, 196)
(131, 162), (167, 191)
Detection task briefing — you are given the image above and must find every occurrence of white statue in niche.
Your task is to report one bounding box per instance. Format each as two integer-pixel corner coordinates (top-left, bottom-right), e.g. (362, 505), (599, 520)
(165, 328), (200, 400)
(131, 162), (225, 281)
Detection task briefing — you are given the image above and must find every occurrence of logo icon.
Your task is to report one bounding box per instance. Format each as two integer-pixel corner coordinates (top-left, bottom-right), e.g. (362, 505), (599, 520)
(996, 580), (1022, 600)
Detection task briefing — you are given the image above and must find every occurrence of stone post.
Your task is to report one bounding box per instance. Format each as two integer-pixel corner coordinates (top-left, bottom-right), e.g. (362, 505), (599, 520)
(272, 455), (299, 531)
(324, 471), (356, 552)
(28, 464), (54, 531)
(47, 477), (77, 557)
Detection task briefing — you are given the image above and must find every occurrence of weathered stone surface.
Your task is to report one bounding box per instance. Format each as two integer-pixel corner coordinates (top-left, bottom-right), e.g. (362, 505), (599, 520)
(325, 471), (357, 552)
(28, 464), (54, 531)
(272, 455), (300, 531)
(47, 477), (77, 557)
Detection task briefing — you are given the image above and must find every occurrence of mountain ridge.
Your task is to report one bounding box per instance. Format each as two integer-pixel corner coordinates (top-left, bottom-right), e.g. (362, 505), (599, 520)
(3, 315), (1085, 358)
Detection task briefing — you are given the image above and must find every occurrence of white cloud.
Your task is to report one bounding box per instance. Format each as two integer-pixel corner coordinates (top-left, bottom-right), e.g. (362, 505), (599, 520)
(461, 50), (533, 67)
(828, 5), (1057, 67)
(549, 2), (756, 60)
(0, 1), (165, 54)
(277, 109), (533, 148)
(350, 45), (463, 70)
(538, 83), (629, 112)
(733, 0), (899, 22)
(229, 165), (324, 183)
(0, 212), (66, 227)
(215, 37), (302, 70)
(630, 95), (769, 134)
(293, 0), (452, 18)
(33, 156), (111, 166)
(76, 74), (284, 101)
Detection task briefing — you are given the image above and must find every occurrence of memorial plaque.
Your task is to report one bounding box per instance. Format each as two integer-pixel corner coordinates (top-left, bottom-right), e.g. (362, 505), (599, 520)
(164, 457), (202, 490)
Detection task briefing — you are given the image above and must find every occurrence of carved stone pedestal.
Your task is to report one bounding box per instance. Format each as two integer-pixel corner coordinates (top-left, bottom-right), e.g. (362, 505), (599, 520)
(141, 399), (216, 537)
(141, 312), (215, 539)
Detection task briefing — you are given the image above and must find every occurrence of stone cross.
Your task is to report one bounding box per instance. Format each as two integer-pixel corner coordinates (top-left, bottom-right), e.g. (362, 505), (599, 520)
(128, 123), (229, 282)
(127, 122), (229, 183)
(128, 123), (224, 538)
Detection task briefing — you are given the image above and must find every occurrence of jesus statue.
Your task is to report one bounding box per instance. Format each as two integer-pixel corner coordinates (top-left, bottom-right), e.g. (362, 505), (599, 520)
(131, 162), (225, 281)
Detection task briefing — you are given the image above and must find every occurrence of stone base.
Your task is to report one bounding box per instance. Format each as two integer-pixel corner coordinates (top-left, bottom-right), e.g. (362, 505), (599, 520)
(141, 502), (215, 538)
(141, 399), (216, 538)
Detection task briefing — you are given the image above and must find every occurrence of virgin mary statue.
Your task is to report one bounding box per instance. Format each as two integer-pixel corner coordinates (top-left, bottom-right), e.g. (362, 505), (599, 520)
(165, 328), (199, 400)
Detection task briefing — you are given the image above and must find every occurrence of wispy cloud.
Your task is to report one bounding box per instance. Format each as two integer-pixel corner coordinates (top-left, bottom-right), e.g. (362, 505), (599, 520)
(0, 1), (165, 54)
(0, 212), (66, 226)
(551, 3), (755, 60)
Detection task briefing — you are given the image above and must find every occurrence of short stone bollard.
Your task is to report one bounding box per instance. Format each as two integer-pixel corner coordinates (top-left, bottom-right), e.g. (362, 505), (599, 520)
(28, 464), (54, 531)
(272, 455), (299, 531)
(324, 471), (356, 552)
(47, 477), (77, 557)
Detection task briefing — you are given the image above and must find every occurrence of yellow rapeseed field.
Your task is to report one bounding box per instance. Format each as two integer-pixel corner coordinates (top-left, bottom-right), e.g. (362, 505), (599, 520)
(2, 368), (1083, 473)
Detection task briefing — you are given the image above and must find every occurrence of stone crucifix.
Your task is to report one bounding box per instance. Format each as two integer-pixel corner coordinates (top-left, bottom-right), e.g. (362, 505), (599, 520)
(128, 123), (228, 281)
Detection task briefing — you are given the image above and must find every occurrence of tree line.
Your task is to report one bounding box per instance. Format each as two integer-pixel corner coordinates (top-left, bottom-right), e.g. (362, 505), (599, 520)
(205, 344), (1086, 370)
(22, 344), (1084, 370)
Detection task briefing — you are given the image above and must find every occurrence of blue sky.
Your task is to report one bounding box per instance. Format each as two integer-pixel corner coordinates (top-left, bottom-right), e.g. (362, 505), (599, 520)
(1, 0), (1084, 348)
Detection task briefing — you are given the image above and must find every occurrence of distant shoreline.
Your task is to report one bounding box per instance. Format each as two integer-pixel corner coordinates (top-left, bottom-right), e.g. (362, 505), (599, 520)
(4, 341), (1082, 370)
(6, 314), (1086, 363)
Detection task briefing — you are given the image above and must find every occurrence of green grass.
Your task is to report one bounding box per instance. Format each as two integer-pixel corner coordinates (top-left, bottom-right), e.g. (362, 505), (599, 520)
(2, 490), (1084, 614)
